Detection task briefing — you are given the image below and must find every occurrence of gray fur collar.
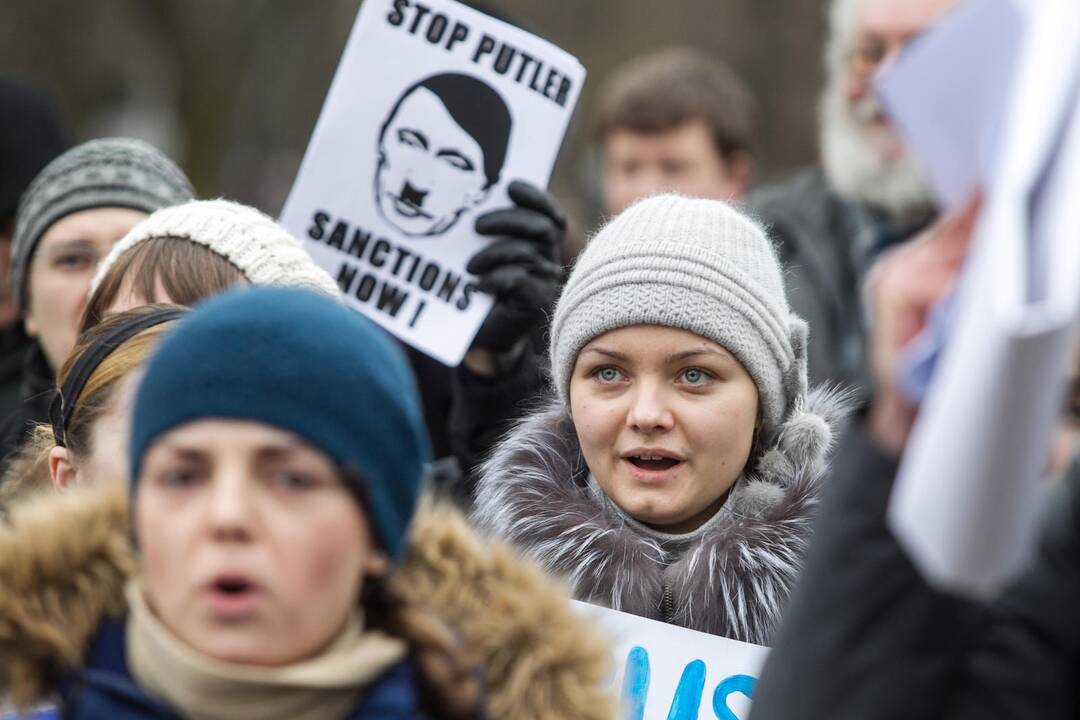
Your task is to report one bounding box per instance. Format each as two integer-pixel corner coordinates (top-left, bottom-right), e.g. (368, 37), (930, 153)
(472, 385), (852, 645)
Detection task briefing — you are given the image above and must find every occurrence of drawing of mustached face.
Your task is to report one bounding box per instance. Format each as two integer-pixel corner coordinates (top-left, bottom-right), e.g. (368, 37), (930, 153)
(375, 88), (487, 236)
(374, 73), (512, 237)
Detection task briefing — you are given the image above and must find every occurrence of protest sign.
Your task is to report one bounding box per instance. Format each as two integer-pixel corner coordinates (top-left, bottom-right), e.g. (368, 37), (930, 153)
(280, 0), (585, 365)
(885, 0), (1080, 598)
(573, 601), (768, 720)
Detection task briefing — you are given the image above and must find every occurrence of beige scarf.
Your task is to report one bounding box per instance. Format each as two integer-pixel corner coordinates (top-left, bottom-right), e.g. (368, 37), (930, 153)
(124, 580), (407, 720)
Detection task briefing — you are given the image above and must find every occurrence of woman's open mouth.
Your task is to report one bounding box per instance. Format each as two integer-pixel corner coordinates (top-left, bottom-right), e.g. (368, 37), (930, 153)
(621, 450), (684, 482)
(626, 454), (680, 471)
(206, 575), (262, 618)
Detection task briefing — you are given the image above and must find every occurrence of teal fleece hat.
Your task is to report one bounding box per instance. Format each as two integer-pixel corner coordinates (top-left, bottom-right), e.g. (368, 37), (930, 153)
(129, 287), (431, 560)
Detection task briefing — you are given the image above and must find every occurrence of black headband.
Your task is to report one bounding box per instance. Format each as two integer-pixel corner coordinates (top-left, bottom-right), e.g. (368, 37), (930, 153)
(50, 307), (187, 448)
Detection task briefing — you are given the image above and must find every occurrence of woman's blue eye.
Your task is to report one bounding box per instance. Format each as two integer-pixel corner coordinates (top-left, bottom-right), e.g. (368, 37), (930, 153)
(681, 368), (711, 385)
(596, 367), (622, 383)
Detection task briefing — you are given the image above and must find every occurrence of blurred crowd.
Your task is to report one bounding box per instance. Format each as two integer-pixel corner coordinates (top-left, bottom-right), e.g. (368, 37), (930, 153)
(1, 0), (1078, 718)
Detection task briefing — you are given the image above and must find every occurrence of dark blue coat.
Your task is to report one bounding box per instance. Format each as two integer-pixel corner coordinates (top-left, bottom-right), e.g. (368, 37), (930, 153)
(19, 620), (430, 720)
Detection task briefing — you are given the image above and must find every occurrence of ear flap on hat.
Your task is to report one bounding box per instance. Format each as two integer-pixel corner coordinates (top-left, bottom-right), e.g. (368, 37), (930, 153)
(782, 317), (810, 417)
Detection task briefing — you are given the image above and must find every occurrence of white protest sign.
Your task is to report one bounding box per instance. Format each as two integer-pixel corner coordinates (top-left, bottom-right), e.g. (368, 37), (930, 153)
(887, 0), (1080, 598)
(572, 601), (768, 720)
(280, 0), (584, 365)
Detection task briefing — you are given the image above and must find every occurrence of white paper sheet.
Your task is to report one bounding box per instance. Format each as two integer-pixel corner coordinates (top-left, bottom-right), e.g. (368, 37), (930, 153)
(280, 0), (585, 365)
(887, 0), (1080, 599)
(874, 0), (1025, 210)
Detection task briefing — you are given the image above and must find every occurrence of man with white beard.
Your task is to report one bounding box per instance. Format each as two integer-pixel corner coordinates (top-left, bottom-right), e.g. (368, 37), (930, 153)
(750, 0), (958, 392)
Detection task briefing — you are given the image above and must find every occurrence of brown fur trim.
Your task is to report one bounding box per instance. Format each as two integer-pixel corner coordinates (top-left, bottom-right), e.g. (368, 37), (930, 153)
(395, 501), (617, 720)
(0, 484), (615, 718)
(0, 480), (134, 709)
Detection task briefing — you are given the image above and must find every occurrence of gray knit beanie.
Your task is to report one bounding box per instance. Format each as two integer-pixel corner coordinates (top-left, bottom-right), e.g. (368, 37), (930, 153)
(90, 198), (341, 299)
(550, 193), (808, 434)
(11, 137), (194, 311)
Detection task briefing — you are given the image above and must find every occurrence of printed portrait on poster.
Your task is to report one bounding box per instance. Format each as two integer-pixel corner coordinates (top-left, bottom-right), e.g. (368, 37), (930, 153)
(280, 0), (584, 365)
(375, 72), (513, 237)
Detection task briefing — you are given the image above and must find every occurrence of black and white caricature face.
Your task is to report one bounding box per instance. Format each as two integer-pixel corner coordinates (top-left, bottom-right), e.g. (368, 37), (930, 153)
(375, 73), (512, 237)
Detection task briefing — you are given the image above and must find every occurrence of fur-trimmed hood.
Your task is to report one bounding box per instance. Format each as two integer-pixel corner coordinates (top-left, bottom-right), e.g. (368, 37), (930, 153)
(0, 481), (615, 719)
(472, 385), (852, 645)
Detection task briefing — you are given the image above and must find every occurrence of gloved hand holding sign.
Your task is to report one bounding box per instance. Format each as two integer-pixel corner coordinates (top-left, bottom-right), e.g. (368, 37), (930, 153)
(464, 180), (565, 375)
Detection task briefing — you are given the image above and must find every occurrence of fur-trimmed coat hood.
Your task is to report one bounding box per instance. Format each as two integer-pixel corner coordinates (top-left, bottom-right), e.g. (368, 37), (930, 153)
(0, 481), (615, 719)
(472, 385), (852, 645)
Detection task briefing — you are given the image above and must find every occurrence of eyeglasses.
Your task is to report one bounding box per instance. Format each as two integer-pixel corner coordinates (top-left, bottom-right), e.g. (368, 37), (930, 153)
(847, 35), (914, 79)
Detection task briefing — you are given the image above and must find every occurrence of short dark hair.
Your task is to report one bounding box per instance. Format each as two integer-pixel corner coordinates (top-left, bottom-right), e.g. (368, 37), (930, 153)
(379, 72), (513, 188)
(597, 47), (756, 158)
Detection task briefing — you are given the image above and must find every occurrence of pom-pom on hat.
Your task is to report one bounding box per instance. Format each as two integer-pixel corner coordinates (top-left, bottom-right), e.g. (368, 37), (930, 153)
(129, 287), (430, 561)
(91, 198), (341, 299)
(549, 193), (808, 434)
(11, 137), (193, 311)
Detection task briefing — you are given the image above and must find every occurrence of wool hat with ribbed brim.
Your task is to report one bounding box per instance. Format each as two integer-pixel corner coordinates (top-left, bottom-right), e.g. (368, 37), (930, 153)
(91, 198), (340, 299)
(550, 193), (808, 434)
(129, 287), (430, 561)
(11, 137), (194, 311)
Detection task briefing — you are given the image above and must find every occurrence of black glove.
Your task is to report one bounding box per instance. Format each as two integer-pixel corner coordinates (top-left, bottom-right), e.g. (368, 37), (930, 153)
(467, 180), (565, 355)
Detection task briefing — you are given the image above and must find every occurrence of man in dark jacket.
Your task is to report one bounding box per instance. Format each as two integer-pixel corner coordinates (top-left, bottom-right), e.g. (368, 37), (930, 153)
(750, 201), (1080, 719)
(748, 0), (959, 392)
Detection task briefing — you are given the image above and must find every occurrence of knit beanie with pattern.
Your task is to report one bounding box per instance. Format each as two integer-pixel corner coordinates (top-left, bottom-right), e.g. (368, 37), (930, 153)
(11, 137), (194, 311)
(550, 193), (808, 434)
(91, 198), (340, 299)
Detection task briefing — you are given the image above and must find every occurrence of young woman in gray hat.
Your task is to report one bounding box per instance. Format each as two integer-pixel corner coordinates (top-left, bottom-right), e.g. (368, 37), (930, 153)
(472, 193), (852, 644)
(0, 138), (193, 463)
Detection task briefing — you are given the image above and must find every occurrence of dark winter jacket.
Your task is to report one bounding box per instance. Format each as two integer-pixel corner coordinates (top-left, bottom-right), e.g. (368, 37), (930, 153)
(748, 167), (933, 394)
(0, 483), (617, 719)
(407, 335), (546, 501)
(0, 342), (51, 467)
(749, 418), (1080, 720)
(0, 325), (32, 432)
(472, 385), (852, 645)
(26, 620), (426, 719)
